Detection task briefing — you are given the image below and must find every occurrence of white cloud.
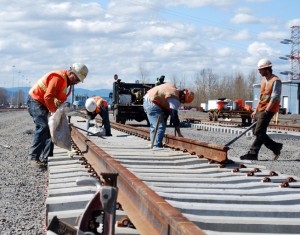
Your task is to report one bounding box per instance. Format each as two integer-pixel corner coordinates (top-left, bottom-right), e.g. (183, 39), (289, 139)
(258, 31), (288, 40)
(201, 26), (228, 40)
(232, 29), (251, 40)
(0, 0), (297, 91)
(163, 0), (239, 7)
(217, 47), (231, 56)
(286, 19), (300, 28)
(247, 42), (275, 56)
(243, 41), (282, 68)
(230, 13), (260, 24)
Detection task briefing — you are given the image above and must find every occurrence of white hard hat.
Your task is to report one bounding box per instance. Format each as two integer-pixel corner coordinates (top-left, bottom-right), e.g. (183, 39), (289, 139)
(257, 59), (272, 69)
(70, 63), (88, 82)
(85, 98), (97, 112)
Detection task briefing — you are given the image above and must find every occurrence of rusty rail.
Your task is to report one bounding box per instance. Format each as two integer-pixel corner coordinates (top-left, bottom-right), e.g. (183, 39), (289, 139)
(71, 127), (206, 235)
(111, 122), (230, 164)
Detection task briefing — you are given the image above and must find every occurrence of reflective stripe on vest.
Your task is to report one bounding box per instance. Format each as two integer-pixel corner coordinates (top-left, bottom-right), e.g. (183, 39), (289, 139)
(29, 70), (71, 107)
(94, 96), (107, 113)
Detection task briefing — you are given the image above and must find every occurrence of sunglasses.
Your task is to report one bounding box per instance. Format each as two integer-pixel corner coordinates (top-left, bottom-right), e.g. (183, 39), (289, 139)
(71, 72), (81, 83)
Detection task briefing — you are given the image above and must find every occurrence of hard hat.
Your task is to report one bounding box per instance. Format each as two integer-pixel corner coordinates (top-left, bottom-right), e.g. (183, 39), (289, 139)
(257, 59), (272, 69)
(85, 98), (97, 112)
(184, 89), (195, 104)
(70, 63), (88, 82)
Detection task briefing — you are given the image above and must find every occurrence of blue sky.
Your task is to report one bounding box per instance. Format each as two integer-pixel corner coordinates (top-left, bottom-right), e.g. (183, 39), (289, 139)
(1, 0), (299, 90)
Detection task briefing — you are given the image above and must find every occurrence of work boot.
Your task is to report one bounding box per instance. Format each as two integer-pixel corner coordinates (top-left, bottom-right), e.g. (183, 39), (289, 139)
(272, 143), (283, 161)
(240, 152), (258, 160)
(152, 146), (164, 151)
(28, 159), (47, 169)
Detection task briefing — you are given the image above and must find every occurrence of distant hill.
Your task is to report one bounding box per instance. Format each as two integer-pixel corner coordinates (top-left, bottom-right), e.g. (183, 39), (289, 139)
(3, 87), (113, 105)
(72, 88), (112, 98)
(4, 87), (112, 97)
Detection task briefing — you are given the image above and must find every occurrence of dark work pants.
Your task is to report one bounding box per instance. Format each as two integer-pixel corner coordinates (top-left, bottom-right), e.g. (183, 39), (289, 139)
(87, 104), (111, 136)
(99, 105), (111, 136)
(27, 96), (54, 162)
(249, 111), (279, 155)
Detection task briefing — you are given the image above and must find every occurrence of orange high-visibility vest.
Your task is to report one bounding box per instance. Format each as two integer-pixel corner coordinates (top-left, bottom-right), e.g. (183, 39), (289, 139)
(147, 83), (180, 109)
(257, 75), (281, 113)
(93, 96), (108, 113)
(29, 70), (71, 109)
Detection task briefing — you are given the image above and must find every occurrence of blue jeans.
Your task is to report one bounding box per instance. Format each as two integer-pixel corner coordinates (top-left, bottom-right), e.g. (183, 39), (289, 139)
(143, 101), (165, 147)
(27, 96), (54, 162)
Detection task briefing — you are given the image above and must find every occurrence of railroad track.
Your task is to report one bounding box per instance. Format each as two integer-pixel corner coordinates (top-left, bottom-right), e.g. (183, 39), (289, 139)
(46, 115), (300, 235)
(189, 122), (300, 139)
(186, 117), (300, 133)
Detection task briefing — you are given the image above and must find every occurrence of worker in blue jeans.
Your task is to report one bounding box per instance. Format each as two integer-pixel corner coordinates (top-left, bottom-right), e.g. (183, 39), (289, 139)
(27, 63), (89, 168)
(143, 83), (194, 150)
(27, 96), (54, 165)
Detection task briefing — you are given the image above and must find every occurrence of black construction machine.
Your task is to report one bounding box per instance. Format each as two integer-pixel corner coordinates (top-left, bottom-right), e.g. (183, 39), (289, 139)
(109, 79), (155, 125)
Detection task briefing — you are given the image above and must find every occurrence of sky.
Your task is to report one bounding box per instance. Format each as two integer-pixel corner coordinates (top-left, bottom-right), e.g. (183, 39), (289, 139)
(1, 0), (300, 90)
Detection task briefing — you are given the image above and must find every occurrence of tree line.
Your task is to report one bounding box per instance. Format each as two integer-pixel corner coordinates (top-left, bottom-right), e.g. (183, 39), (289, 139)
(193, 69), (258, 106)
(1, 68), (260, 107)
(167, 69), (259, 106)
(0, 88), (27, 107)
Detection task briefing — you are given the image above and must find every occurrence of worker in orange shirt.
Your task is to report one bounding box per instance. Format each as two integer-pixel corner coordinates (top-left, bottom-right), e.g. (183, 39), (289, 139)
(143, 83), (194, 150)
(85, 96), (112, 136)
(27, 63), (88, 168)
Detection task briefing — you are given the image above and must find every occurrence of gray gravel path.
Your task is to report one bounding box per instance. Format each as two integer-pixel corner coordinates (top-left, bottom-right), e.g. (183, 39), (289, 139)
(0, 110), (46, 235)
(172, 110), (300, 178)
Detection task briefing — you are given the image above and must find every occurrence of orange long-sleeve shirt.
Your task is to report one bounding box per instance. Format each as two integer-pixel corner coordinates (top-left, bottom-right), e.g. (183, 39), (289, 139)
(29, 70), (71, 113)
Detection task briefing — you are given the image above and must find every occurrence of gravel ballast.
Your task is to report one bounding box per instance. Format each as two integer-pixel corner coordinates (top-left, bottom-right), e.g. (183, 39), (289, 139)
(173, 110), (300, 178)
(0, 110), (299, 235)
(0, 110), (46, 235)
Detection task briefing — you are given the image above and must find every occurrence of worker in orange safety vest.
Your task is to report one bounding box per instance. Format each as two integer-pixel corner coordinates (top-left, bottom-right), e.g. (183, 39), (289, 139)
(240, 59), (282, 161)
(143, 83), (194, 150)
(85, 96), (112, 136)
(27, 63), (88, 168)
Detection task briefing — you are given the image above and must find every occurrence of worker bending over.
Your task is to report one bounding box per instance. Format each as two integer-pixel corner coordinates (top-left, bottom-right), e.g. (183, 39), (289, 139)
(143, 83), (194, 150)
(27, 63), (88, 167)
(240, 59), (283, 161)
(85, 96), (112, 136)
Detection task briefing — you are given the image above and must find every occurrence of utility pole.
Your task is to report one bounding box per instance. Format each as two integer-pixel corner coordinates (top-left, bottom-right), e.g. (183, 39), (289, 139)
(11, 65), (15, 106)
(290, 26), (300, 80)
(280, 26), (300, 80)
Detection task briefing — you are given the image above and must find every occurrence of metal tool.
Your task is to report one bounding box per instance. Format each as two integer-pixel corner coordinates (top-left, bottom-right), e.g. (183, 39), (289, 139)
(150, 115), (161, 149)
(47, 177), (118, 235)
(224, 121), (257, 147)
(70, 124), (103, 137)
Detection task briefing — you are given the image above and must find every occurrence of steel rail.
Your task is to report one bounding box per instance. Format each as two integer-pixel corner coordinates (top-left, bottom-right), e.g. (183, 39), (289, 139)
(76, 112), (229, 163)
(111, 122), (230, 164)
(185, 117), (300, 132)
(71, 127), (206, 235)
